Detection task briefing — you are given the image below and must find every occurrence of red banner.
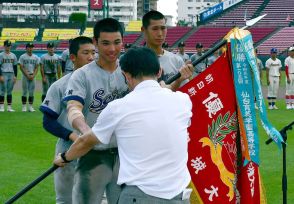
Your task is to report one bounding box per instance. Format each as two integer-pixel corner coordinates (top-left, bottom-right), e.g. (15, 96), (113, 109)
(179, 52), (239, 203)
(90, 0), (103, 10)
(238, 161), (261, 203)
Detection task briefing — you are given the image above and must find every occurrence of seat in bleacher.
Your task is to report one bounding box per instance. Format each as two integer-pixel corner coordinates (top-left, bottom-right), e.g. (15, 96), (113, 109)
(42, 29), (80, 41)
(257, 27), (294, 55)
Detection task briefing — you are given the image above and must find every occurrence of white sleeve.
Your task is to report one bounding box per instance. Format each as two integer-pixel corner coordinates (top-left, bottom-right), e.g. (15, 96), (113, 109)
(91, 102), (118, 144)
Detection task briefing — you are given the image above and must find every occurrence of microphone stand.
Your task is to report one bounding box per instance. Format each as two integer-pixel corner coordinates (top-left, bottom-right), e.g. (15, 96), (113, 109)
(265, 121), (294, 204)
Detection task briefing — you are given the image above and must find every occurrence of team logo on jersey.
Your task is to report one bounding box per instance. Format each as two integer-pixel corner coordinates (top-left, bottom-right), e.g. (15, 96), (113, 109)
(44, 100), (50, 106)
(67, 89), (73, 95)
(89, 88), (125, 114)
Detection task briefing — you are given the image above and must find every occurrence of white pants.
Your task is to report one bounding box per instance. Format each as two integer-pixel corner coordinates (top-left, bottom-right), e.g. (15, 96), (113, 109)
(268, 76), (280, 98)
(286, 73), (294, 96)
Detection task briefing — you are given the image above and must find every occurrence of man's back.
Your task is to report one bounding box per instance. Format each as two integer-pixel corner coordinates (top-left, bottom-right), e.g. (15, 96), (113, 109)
(94, 80), (192, 199)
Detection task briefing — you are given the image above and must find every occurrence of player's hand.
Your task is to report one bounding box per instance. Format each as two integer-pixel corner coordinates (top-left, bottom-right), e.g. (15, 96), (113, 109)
(185, 59), (192, 65)
(267, 80), (270, 85)
(54, 153), (66, 167)
(287, 78), (291, 84)
(179, 64), (193, 81)
(159, 80), (172, 89)
(69, 132), (79, 142)
(0, 76), (4, 83)
(42, 78), (47, 84)
(13, 76), (16, 84)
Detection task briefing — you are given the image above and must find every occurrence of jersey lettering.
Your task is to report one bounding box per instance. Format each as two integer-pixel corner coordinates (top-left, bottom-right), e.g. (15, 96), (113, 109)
(89, 88), (124, 114)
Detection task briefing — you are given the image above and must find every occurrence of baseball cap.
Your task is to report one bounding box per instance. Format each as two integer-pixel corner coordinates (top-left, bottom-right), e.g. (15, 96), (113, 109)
(47, 42), (54, 48)
(4, 40), (12, 47)
(162, 42), (169, 48)
(26, 42), (34, 48)
(288, 46), (294, 52)
(178, 41), (185, 47)
(124, 43), (132, 49)
(270, 48), (278, 53)
(196, 43), (203, 48)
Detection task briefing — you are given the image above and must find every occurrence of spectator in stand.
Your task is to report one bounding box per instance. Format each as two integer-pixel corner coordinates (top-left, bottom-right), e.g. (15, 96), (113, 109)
(176, 41), (190, 63)
(266, 48), (282, 110)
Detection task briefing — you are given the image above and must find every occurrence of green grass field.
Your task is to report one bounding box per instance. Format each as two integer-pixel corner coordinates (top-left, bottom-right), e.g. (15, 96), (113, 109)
(0, 81), (293, 203)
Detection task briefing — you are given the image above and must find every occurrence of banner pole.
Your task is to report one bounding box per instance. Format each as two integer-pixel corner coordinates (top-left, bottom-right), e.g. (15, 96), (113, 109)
(5, 165), (59, 204)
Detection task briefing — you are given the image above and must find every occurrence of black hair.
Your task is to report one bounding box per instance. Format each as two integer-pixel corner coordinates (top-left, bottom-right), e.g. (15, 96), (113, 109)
(142, 10), (166, 29)
(93, 18), (124, 40)
(69, 36), (93, 56)
(119, 47), (160, 79)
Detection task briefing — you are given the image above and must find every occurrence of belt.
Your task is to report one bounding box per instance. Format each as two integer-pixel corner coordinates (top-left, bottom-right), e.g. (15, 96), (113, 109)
(94, 148), (118, 154)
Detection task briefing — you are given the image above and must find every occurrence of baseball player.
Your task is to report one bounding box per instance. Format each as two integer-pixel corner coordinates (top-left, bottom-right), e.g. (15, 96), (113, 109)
(207, 49), (220, 67)
(285, 46), (294, 109)
(176, 41), (190, 63)
(266, 48), (282, 110)
(40, 36), (95, 204)
(0, 40), (18, 112)
(190, 42), (207, 77)
(119, 43), (132, 60)
(18, 42), (40, 112)
(40, 42), (62, 102)
(141, 10), (193, 89)
(61, 39), (74, 76)
(63, 18), (129, 204)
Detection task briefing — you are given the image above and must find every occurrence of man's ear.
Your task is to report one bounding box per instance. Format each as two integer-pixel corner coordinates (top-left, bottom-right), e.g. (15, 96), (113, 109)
(93, 37), (98, 46)
(69, 54), (76, 63)
(157, 68), (163, 79)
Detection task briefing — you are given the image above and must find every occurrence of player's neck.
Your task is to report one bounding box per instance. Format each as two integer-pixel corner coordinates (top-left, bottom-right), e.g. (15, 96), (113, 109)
(96, 60), (117, 72)
(146, 43), (164, 56)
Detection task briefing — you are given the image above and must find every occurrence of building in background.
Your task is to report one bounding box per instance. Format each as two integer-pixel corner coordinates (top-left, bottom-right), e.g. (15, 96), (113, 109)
(0, 0), (157, 25)
(177, 0), (221, 26)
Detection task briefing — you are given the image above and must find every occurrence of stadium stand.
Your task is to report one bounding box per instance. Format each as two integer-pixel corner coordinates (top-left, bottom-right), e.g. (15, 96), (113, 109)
(257, 27), (294, 55)
(256, 0), (294, 27)
(125, 20), (142, 32)
(248, 27), (277, 43)
(15, 43), (48, 50)
(0, 28), (37, 42)
(42, 29), (80, 41)
(210, 0), (264, 27)
(123, 33), (141, 44)
(165, 27), (192, 48)
(184, 27), (231, 50)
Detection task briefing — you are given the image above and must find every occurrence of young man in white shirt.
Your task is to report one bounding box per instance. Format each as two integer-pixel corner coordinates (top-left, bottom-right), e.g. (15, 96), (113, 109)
(141, 10), (193, 89)
(266, 48), (282, 110)
(285, 46), (294, 109)
(54, 47), (193, 204)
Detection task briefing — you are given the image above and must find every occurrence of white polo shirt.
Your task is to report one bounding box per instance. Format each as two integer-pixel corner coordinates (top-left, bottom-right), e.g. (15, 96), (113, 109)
(92, 80), (192, 199)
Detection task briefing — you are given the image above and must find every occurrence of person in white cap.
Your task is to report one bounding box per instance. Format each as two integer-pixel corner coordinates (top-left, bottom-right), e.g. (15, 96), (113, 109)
(285, 46), (294, 109)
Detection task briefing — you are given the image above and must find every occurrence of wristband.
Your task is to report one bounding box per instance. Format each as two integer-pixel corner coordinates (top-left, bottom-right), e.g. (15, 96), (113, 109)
(60, 151), (72, 163)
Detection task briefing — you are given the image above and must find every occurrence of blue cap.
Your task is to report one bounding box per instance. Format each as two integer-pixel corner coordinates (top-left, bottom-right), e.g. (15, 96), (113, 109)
(270, 48), (278, 53)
